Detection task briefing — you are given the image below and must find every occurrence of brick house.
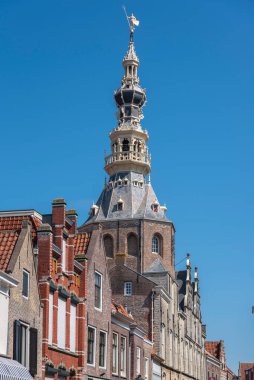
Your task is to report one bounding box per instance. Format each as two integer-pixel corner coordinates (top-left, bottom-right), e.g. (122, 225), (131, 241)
(205, 341), (236, 380)
(238, 363), (254, 380)
(37, 199), (87, 380)
(0, 210), (43, 379)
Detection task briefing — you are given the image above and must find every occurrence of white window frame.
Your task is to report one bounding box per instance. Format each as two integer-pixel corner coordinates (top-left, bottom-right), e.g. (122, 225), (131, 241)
(120, 336), (127, 377)
(87, 326), (96, 367)
(95, 271), (102, 311)
(136, 347), (141, 376)
(124, 282), (132, 296)
(145, 357), (149, 380)
(20, 321), (30, 368)
(22, 270), (29, 299)
(57, 297), (66, 349)
(112, 332), (119, 375)
(62, 239), (66, 272)
(99, 330), (107, 369)
(70, 303), (77, 352)
(48, 292), (53, 345)
(152, 236), (159, 254)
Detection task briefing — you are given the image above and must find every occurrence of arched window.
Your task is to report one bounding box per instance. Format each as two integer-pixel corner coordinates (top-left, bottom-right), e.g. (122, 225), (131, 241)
(122, 139), (129, 152)
(127, 233), (138, 256)
(152, 234), (163, 255)
(103, 235), (114, 258)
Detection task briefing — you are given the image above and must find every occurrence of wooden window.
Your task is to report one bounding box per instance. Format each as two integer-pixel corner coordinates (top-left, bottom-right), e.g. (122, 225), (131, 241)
(124, 282), (132, 296)
(70, 304), (77, 352)
(57, 297), (66, 349)
(99, 331), (107, 368)
(136, 347), (141, 375)
(52, 258), (58, 274)
(95, 272), (102, 310)
(22, 270), (29, 298)
(13, 320), (37, 375)
(87, 326), (96, 365)
(120, 337), (126, 377)
(112, 333), (118, 374)
(48, 292), (53, 345)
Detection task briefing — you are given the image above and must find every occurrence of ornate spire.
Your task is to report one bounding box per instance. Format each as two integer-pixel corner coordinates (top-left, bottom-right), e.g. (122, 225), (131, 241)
(104, 15), (151, 177)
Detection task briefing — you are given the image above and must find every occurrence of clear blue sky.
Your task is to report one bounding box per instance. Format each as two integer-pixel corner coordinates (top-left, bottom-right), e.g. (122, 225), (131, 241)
(0, 0), (253, 372)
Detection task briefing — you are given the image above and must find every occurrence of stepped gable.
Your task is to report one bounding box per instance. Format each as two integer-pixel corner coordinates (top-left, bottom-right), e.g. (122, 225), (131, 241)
(239, 363), (254, 379)
(205, 341), (222, 360)
(112, 300), (134, 320)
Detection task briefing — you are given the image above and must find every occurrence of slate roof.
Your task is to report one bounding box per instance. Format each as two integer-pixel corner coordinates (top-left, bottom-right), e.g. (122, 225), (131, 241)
(74, 233), (90, 255)
(239, 363), (254, 379)
(83, 171), (169, 225)
(176, 270), (187, 311)
(0, 231), (19, 271)
(146, 258), (167, 273)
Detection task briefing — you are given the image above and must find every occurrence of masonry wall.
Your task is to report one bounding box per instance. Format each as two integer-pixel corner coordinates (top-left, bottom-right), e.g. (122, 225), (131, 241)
(8, 225), (42, 379)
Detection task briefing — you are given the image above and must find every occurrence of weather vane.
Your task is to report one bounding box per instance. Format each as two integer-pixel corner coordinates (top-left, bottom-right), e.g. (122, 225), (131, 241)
(122, 6), (139, 41)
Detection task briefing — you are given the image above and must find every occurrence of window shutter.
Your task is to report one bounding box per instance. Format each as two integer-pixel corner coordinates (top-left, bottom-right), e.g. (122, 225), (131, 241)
(29, 328), (38, 376)
(13, 320), (21, 362)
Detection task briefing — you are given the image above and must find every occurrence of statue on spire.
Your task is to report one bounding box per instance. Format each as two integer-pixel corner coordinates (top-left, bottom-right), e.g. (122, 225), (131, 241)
(123, 7), (139, 41)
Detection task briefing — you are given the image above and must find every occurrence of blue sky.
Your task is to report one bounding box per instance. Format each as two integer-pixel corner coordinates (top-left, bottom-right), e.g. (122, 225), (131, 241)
(0, 0), (253, 372)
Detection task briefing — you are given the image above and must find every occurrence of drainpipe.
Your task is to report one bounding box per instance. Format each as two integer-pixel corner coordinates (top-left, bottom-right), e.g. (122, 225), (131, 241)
(151, 291), (155, 342)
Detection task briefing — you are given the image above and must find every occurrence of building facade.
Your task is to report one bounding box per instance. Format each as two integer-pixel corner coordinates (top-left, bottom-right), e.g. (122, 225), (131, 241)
(78, 20), (206, 380)
(37, 199), (86, 380)
(0, 211), (43, 379)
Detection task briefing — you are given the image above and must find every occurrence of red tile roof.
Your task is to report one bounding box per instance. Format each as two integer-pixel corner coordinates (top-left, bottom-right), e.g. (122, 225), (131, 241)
(205, 341), (222, 360)
(74, 233), (90, 255)
(0, 231), (19, 271)
(239, 363), (254, 379)
(0, 215), (41, 238)
(112, 300), (134, 320)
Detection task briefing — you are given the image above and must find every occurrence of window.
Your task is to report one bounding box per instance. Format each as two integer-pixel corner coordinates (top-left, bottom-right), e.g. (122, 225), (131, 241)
(70, 304), (77, 352)
(99, 331), (107, 368)
(22, 270), (29, 298)
(117, 200), (124, 211)
(124, 282), (132, 296)
(95, 272), (102, 310)
(57, 297), (66, 349)
(52, 258), (58, 274)
(13, 321), (38, 376)
(161, 324), (166, 359)
(62, 240), (66, 272)
(145, 357), (149, 380)
(112, 333), (118, 374)
(48, 292), (53, 345)
(152, 236), (159, 253)
(136, 347), (141, 375)
(87, 327), (96, 365)
(104, 235), (114, 258)
(120, 337), (126, 377)
(122, 139), (129, 152)
(127, 233), (138, 256)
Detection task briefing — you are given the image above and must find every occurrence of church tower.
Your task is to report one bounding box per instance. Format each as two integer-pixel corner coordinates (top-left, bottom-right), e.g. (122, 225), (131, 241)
(79, 17), (175, 276)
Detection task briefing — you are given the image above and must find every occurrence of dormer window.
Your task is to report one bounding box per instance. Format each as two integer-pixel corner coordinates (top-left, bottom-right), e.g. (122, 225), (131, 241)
(123, 178), (128, 186)
(117, 199), (124, 211)
(138, 181), (144, 188)
(109, 181), (113, 189)
(91, 204), (99, 217)
(151, 201), (159, 212)
(118, 179), (122, 186)
(133, 181), (138, 187)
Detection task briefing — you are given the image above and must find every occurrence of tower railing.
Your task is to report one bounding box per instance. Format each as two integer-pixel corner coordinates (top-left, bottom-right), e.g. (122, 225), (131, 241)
(104, 151), (151, 166)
